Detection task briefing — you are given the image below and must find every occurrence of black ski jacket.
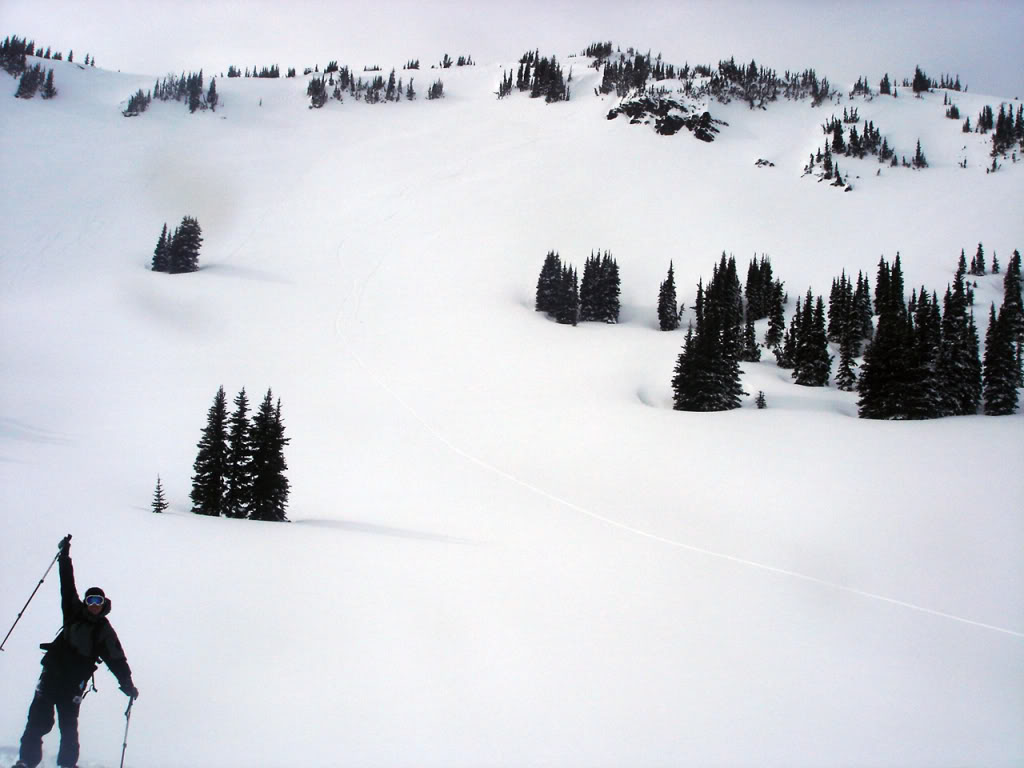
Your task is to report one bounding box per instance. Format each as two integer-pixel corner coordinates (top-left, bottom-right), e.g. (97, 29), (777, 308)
(39, 550), (134, 693)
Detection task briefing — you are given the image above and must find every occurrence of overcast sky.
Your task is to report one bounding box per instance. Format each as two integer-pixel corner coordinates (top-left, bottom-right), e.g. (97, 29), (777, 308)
(2, 0), (1022, 98)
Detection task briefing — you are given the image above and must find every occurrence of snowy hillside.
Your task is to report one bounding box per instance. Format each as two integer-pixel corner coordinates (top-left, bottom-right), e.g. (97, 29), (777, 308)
(1, 49), (1022, 768)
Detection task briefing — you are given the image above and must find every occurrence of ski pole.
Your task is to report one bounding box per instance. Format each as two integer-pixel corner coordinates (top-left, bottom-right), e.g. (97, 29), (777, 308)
(0, 538), (67, 652)
(119, 696), (135, 768)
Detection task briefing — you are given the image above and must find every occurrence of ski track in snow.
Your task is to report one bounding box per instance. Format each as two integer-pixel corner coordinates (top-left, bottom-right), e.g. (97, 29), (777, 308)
(332, 241), (1024, 641)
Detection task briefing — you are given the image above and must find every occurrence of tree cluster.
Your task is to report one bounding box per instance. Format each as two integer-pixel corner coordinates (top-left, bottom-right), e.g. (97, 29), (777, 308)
(13, 62), (56, 99)
(151, 217), (203, 274)
(191, 387), (291, 522)
(535, 250), (621, 325)
(980, 102), (1024, 157)
(855, 251), (997, 419)
(772, 288), (831, 386)
(124, 70), (218, 115)
(309, 65), (425, 106)
(440, 53), (474, 68)
(515, 50), (570, 103)
(579, 251), (622, 323)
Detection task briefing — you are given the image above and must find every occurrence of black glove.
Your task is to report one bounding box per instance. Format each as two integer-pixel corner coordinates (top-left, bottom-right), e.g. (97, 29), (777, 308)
(121, 682), (139, 700)
(58, 534), (72, 555)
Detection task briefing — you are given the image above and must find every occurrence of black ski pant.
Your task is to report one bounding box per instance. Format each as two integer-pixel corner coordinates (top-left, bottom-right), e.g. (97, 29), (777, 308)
(19, 670), (84, 768)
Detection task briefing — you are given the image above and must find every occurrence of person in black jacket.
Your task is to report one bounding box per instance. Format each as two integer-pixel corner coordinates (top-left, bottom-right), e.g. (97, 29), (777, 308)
(13, 535), (138, 768)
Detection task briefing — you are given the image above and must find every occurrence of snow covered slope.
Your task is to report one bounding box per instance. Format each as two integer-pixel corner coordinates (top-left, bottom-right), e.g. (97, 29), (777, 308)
(1, 54), (1022, 768)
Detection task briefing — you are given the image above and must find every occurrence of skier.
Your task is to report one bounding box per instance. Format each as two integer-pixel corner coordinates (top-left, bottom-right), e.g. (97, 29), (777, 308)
(12, 535), (138, 768)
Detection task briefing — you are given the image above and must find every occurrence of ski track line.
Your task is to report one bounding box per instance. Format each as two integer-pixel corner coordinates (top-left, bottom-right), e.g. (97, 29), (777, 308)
(330, 239), (1024, 643)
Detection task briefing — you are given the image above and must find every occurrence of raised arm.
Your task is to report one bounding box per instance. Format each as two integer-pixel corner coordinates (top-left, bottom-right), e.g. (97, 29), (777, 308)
(57, 535), (81, 623)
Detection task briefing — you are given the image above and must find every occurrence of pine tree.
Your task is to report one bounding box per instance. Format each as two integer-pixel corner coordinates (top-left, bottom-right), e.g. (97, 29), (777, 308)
(657, 261), (680, 331)
(739, 311), (761, 362)
(835, 328), (858, 391)
(939, 255), (982, 415)
(764, 280), (786, 350)
(555, 265), (579, 326)
(190, 386), (230, 516)
(151, 223), (170, 272)
(793, 292), (831, 386)
(598, 251), (620, 323)
(151, 475), (169, 514)
(982, 304), (1019, 414)
(579, 252), (601, 322)
(225, 388), (253, 518)
(40, 68), (56, 99)
(672, 259), (745, 411)
(168, 216), (202, 273)
(535, 251), (562, 315)
(207, 78), (218, 111)
(249, 389), (290, 522)
(14, 63), (42, 98)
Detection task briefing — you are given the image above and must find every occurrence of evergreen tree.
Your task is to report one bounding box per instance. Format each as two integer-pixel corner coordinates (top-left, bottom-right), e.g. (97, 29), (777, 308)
(168, 216), (202, 273)
(555, 265), (579, 326)
(190, 386), (230, 516)
(657, 261), (680, 331)
(982, 303), (1019, 414)
(40, 68), (56, 99)
(1002, 250), (1024, 352)
(535, 251), (562, 315)
(835, 328), (858, 391)
(225, 388), (253, 519)
(939, 255), (982, 415)
(793, 292), (831, 386)
(151, 223), (170, 272)
(764, 279), (786, 350)
(14, 63), (42, 98)
(971, 242), (986, 276)
(151, 475), (169, 514)
(579, 252), (601, 322)
(739, 311), (761, 362)
(672, 259), (746, 411)
(249, 389), (291, 522)
(207, 77), (218, 111)
(597, 251), (620, 323)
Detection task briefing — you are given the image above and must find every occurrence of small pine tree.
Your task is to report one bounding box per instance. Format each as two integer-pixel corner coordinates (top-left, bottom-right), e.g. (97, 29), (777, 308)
(207, 77), (218, 111)
(657, 261), (681, 331)
(152, 223), (170, 272)
(755, 391), (767, 409)
(40, 68), (56, 99)
(151, 475), (169, 513)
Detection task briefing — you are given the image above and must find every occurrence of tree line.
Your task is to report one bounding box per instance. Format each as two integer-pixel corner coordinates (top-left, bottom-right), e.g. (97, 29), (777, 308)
(1, 34), (95, 77)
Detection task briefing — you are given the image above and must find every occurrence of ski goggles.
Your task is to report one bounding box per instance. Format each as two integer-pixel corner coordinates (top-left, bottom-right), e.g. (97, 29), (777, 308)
(84, 595), (105, 606)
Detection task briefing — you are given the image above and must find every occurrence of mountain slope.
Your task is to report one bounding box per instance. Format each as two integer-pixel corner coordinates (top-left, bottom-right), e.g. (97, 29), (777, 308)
(1, 55), (1022, 768)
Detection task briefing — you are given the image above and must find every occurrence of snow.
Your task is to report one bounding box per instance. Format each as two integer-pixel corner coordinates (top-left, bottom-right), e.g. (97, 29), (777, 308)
(1, 52), (1022, 768)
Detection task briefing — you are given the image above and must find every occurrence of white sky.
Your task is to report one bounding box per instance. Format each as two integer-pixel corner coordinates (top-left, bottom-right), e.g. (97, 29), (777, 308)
(2, 0), (1023, 98)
